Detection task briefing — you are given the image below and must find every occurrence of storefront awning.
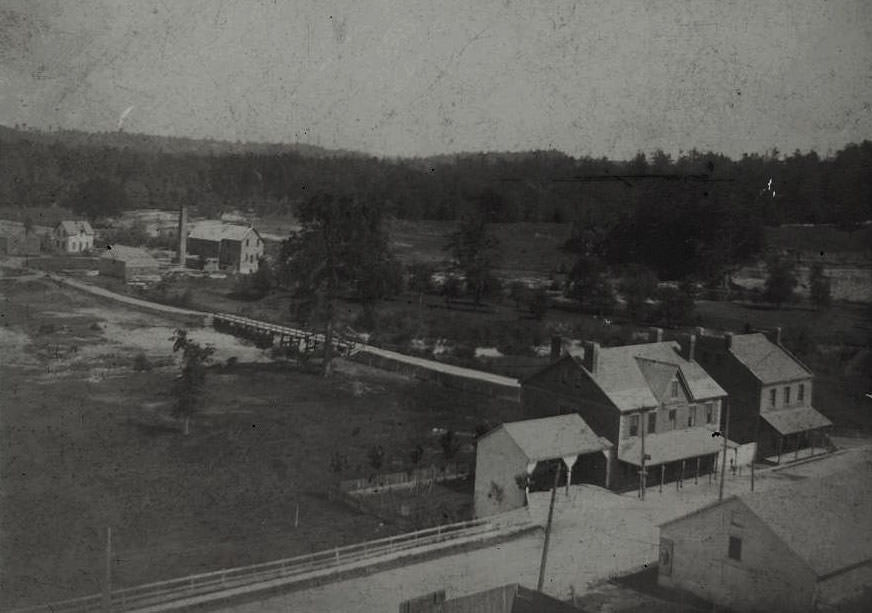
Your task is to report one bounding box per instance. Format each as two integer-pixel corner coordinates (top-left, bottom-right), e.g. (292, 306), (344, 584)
(761, 406), (831, 436)
(618, 427), (726, 467)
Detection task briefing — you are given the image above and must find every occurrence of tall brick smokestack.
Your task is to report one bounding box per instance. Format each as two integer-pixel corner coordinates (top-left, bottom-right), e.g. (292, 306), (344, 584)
(176, 205), (187, 265)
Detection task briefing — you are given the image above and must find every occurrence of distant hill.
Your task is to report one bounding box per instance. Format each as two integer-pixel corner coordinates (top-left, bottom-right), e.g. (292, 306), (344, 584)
(0, 125), (366, 159)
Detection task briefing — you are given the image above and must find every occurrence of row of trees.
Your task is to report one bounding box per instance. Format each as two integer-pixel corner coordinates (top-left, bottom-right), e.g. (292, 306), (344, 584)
(3, 125), (871, 228)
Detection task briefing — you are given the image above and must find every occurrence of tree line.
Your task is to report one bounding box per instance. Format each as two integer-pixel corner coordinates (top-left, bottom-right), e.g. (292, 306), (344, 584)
(2, 126), (870, 229)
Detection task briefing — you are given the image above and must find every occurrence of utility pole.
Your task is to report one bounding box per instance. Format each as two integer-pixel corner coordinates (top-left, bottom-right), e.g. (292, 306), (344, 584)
(719, 400), (731, 502)
(537, 462), (563, 592)
(639, 411), (647, 500)
(103, 526), (112, 612)
(751, 413), (760, 491)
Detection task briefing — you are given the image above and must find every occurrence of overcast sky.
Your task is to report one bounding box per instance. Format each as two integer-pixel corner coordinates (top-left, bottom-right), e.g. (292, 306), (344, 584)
(1, 0), (870, 159)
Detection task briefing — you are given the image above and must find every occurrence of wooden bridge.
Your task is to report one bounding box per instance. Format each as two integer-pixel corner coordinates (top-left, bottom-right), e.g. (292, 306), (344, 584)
(211, 313), (359, 356)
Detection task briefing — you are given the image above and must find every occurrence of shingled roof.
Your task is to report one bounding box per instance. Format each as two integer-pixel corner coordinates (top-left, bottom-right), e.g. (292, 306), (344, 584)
(497, 414), (611, 462)
(740, 466), (872, 577)
(57, 220), (94, 235)
(728, 333), (811, 384)
(188, 222), (259, 242)
(567, 341), (727, 412)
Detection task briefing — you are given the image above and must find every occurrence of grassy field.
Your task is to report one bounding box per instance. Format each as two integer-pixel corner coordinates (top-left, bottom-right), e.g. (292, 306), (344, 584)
(0, 273), (523, 608)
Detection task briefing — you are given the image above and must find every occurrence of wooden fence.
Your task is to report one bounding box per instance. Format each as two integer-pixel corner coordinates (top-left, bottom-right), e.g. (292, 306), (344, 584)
(11, 518), (498, 613)
(338, 463), (471, 495)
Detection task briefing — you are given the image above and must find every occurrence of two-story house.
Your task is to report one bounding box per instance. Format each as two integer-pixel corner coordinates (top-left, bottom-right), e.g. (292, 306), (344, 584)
(186, 223), (264, 274)
(696, 329), (831, 462)
(521, 335), (729, 491)
(53, 220), (94, 253)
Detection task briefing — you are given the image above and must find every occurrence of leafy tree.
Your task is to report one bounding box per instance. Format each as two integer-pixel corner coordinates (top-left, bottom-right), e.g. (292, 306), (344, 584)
(64, 177), (128, 222)
(566, 255), (616, 316)
(809, 262), (832, 310)
(368, 445), (385, 470)
(656, 280), (696, 326)
(764, 256), (798, 308)
(282, 193), (395, 376)
(440, 429), (461, 459)
(443, 275), (461, 305)
(527, 287), (549, 320)
(171, 329), (215, 435)
(620, 265), (658, 322)
(445, 213), (500, 306)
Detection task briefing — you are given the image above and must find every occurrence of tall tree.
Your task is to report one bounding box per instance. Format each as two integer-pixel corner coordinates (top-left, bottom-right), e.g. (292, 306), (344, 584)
(764, 255), (798, 308)
(566, 255), (616, 316)
(283, 193), (394, 376)
(809, 262), (832, 310)
(445, 213), (500, 306)
(171, 329), (215, 436)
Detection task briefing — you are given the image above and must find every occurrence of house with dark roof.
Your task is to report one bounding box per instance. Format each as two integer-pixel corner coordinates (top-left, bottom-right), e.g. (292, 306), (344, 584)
(521, 331), (729, 491)
(695, 329), (831, 462)
(186, 222), (263, 274)
(474, 414), (612, 517)
(53, 220), (94, 253)
(658, 467), (872, 612)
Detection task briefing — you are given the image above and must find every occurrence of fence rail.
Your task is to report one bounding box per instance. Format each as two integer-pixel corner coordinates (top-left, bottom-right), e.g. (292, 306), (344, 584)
(338, 463), (471, 494)
(11, 518), (496, 613)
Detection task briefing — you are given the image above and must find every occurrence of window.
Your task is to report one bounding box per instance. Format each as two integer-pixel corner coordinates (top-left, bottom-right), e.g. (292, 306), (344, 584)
(705, 402), (714, 424)
(629, 415), (640, 437)
(784, 386), (791, 405)
(798, 383), (805, 403)
(671, 380), (679, 398)
(648, 412), (657, 434)
(687, 406), (697, 427)
(728, 536), (742, 561)
(770, 388), (777, 408)
(668, 409), (677, 428)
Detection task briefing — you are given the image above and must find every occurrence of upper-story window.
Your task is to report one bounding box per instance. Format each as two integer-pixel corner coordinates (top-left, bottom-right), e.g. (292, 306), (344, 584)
(705, 402), (714, 424)
(648, 412), (657, 434)
(629, 415), (640, 437)
(798, 383), (805, 403)
(770, 388), (777, 408)
(728, 536), (742, 561)
(687, 406), (697, 427)
(784, 386), (791, 405)
(668, 409), (676, 429)
(671, 380), (679, 398)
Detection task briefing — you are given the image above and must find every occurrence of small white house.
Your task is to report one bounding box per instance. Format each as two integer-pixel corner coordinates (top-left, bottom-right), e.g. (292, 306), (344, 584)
(53, 220), (94, 254)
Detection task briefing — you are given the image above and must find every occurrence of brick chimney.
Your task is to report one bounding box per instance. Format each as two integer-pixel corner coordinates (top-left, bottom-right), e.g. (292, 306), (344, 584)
(770, 326), (782, 346)
(550, 335), (563, 362)
(649, 327), (664, 343)
(582, 341), (600, 374)
(684, 334), (697, 362)
(176, 205), (187, 265)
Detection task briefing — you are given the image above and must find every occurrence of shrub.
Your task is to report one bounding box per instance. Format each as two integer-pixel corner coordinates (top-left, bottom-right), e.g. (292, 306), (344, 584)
(440, 430), (461, 458)
(368, 445), (385, 470)
(132, 352), (152, 371)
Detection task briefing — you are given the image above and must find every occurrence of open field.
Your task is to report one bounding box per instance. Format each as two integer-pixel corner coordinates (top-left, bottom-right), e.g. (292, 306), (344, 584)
(0, 273), (523, 609)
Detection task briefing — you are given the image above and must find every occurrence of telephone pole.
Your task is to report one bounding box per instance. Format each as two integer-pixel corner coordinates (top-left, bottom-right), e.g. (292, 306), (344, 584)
(102, 526), (112, 611)
(719, 400), (731, 502)
(537, 462), (563, 592)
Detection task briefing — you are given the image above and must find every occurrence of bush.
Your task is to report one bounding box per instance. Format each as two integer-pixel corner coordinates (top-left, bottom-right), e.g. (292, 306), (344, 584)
(132, 352), (152, 371)
(367, 445), (385, 470)
(440, 430), (461, 458)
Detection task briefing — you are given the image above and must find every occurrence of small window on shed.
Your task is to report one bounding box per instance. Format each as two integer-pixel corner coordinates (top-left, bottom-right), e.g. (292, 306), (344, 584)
(728, 536), (742, 561)
(671, 380), (679, 398)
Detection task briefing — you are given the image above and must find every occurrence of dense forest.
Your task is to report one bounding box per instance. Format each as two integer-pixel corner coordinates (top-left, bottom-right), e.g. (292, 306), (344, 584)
(2, 125), (870, 282)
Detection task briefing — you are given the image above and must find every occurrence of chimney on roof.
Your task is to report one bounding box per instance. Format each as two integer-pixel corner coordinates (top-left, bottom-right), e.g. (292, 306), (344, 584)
(550, 336), (563, 362)
(695, 326), (705, 337)
(176, 205), (187, 266)
(650, 327), (664, 343)
(683, 334), (697, 362)
(770, 326), (782, 346)
(582, 341), (600, 374)
(724, 332), (733, 350)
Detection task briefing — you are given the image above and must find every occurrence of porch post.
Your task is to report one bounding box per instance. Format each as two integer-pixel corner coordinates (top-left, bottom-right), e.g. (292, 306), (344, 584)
(794, 434), (799, 461)
(603, 449), (612, 490)
(660, 465), (664, 493)
(695, 457), (700, 485)
(680, 459), (685, 489)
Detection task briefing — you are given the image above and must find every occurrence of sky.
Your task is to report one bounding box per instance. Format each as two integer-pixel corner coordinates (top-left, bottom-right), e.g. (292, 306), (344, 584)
(1, 0), (870, 159)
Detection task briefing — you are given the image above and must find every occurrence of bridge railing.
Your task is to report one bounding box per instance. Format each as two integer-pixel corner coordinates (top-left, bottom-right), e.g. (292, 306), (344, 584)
(11, 518), (497, 613)
(211, 313), (360, 355)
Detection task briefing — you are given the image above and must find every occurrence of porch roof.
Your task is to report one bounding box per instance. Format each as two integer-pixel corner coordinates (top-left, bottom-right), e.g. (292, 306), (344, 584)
(618, 426), (725, 467)
(761, 406), (831, 436)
